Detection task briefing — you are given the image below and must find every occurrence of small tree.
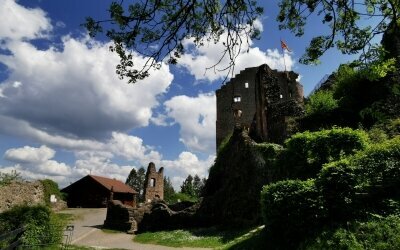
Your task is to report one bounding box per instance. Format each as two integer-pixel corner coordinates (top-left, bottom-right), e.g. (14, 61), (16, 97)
(125, 167), (146, 201)
(193, 175), (207, 198)
(180, 175), (195, 197)
(306, 90), (338, 116)
(163, 176), (176, 203)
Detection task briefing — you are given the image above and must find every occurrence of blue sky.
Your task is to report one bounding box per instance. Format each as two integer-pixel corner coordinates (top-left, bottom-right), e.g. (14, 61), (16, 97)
(0, 0), (360, 189)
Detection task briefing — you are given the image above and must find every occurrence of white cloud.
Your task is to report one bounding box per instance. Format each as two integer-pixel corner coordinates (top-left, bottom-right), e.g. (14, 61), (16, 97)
(4, 145), (55, 164)
(1, 144), (135, 187)
(0, 37), (173, 140)
(2, 145), (72, 180)
(178, 28), (295, 82)
(161, 152), (215, 190)
(74, 151), (134, 183)
(0, 0), (52, 41)
(37, 160), (71, 176)
(150, 114), (172, 126)
(0, 0), (218, 191)
(107, 132), (162, 165)
(0, 0), (174, 144)
(164, 93), (216, 153)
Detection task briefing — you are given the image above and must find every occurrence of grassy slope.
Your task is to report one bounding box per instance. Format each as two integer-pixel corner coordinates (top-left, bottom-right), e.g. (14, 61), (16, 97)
(133, 226), (265, 249)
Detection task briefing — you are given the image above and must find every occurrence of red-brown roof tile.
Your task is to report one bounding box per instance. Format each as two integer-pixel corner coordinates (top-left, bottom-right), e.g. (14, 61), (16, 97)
(89, 175), (137, 194)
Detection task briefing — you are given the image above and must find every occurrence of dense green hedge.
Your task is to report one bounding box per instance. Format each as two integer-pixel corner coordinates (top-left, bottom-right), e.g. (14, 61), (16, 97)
(0, 205), (63, 248)
(316, 159), (359, 223)
(280, 127), (369, 179)
(304, 215), (400, 250)
(261, 137), (400, 249)
(261, 179), (322, 248)
(317, 137), (400, 219)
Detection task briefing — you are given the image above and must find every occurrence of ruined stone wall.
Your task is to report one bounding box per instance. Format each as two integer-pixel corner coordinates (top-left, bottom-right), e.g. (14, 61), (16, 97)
(143, 162), (164, 202)
(0, 181), (45, 213)
(265, 68), (304, 143)
(216, 67), (258, 148)
(216, 64), (304, 147)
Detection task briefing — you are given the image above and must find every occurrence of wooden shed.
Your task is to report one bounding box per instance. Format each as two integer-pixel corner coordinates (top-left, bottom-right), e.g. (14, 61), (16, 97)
(61, 175), (137, 208)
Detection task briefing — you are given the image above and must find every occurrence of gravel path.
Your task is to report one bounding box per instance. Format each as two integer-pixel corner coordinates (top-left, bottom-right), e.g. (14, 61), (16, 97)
(59, 208), (210, 250)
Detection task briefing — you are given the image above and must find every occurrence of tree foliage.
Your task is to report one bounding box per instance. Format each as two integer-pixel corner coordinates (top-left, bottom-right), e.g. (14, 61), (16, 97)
(126, 167), (146, 200)
(180, 174), (206, 198)
(0, 205), (64, 248)
(305, 89), (338, 116)
(180, 174), (195, 197)
(261, 179), (322, 248)
(281, 127), (370, 179)
(40, 179), (64, 206)
(261, 136), (400, 248)
(163, 176), (176, 203)
(85, 0), (263, 83)
(277, 0), (400, 64)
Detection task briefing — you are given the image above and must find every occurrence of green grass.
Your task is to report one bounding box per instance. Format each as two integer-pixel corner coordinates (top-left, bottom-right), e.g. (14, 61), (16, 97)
(68, 246), (126, 250)
(133, 225), (265, 249)
(54, 212), (74, 223)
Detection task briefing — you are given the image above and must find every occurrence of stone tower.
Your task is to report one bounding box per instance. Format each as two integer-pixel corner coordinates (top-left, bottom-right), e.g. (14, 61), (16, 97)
(143, 162), (164, 203)
(216, 64), (304, 148)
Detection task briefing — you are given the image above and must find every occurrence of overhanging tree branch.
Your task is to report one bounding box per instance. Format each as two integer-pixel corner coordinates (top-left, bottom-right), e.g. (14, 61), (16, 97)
(85, 0), (263, 84)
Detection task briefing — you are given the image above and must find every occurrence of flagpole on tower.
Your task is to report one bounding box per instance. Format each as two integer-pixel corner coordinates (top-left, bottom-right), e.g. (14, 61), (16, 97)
(280, 39), (291, 73)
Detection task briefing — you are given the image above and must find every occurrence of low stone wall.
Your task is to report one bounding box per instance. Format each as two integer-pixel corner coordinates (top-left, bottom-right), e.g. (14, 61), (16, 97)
(0, 181), (45, 213)
(103, 199), (207, 233)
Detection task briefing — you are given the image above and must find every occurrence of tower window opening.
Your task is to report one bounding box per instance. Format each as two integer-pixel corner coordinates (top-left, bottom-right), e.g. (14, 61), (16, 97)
(150, 178), (156, 187)
(233, 96), (241, 103)
(244, 82), (249, 88)
(279, 94), (283, 99)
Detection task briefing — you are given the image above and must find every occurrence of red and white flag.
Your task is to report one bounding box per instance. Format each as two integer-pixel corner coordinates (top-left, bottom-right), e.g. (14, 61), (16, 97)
(280, 39), (291, 52)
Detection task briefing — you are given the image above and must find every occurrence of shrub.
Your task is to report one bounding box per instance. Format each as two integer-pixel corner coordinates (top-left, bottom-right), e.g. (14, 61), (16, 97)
(352, 137), (400, 213)
(282, 127), (369, 179)
(0, 170), (23, 186)
(316, 159), (359, 222)
(316, 137), (400, 222)
(305, 90), (338, 116)
(40, 179), (64, 206)
(261, 179), (323, 248)
(168, 192), (198, 203)
(373, 118), (400, 138)
(0, 205), (64, 248)
(217, 132), (232, 155)
(253, 143), (284, 181)
(305, 215), (400, 250)
(367, 127), (388, 143)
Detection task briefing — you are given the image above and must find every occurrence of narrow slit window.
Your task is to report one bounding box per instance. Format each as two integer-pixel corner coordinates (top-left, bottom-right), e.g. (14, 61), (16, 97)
(244, 82), (249, 88)
(150, 178), (156, 187)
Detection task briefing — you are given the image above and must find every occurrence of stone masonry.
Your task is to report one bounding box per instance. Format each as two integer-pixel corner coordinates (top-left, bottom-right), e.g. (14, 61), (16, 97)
(0, 181), (45, 213)
(216, 64), (304, 148)
(143, 162), (164, 202)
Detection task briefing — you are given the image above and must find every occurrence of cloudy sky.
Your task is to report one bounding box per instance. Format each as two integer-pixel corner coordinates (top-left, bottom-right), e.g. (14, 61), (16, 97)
(0, 0), (359, 190)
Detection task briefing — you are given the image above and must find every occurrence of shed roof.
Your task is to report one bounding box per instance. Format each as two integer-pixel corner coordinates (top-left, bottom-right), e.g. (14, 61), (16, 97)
(89, 175), (137, 194)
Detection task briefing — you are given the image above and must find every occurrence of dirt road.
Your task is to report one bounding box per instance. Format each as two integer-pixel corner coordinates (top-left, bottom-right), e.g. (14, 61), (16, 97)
(60, 208), (210, 250)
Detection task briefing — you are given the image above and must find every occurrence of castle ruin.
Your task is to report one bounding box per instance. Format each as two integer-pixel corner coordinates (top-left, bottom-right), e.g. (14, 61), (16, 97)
(216, 64), (304, 148)
(143, 162), (164, 203)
